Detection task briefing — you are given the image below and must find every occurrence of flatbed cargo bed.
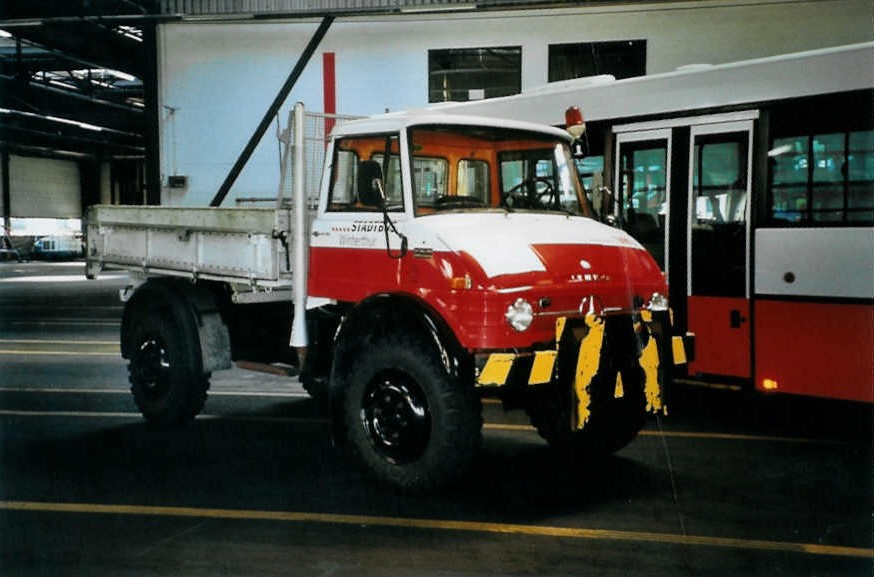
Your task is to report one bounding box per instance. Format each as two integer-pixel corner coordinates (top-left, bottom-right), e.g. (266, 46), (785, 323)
(85, 205), (294, 290)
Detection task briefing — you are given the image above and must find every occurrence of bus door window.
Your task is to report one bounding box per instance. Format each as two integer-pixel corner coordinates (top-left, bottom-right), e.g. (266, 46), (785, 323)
(617, 140), (668, 269)
(690, 133), (749, 297)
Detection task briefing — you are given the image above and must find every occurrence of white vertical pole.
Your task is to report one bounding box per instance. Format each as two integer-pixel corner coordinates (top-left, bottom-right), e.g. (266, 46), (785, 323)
(290, 102), (308, 349)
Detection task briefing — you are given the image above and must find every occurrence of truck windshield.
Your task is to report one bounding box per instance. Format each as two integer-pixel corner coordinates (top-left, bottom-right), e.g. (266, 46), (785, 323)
(409, 125), (590, 218)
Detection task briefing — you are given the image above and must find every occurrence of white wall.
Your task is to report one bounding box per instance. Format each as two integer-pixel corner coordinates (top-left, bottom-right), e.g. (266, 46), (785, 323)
(158, 0), (874, 206)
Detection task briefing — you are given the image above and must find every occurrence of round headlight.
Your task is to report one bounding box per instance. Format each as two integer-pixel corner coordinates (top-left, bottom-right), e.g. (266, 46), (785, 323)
(647, 292), (669, 312)
(505, 298), (534, 332)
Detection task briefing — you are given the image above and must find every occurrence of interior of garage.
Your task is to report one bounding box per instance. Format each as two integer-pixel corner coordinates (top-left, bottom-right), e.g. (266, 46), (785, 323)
(0, 3), (872, 575)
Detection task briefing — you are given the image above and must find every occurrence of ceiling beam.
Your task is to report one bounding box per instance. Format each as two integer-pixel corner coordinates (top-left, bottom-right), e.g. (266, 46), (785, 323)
(9, 23), (143, 77)
(0, 0), (154, 22)
(0, 75), (143, 135)
(0, 111), (144, 158)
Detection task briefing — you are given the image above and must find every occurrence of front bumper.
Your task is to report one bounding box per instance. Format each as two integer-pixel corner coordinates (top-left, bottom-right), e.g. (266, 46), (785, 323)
(475, 310), (688, 430)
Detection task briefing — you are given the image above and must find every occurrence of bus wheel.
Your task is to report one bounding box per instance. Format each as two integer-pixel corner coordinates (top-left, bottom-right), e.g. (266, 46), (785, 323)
(342, 336), (482, 494)
(127, 306), (209, 425)
(527, 369), (646, 456)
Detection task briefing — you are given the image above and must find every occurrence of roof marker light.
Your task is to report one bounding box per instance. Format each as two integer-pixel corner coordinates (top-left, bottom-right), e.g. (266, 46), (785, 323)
(565, 106), (586, 139)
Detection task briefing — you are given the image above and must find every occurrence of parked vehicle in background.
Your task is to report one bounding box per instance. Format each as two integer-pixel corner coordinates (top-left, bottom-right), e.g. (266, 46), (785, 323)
(438, 42), (874, 405)
(32, 235), (84, 260)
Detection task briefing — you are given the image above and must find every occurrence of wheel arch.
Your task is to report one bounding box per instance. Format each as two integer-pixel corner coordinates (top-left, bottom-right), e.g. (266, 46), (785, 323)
(121, 278), (231, 375)
(329, 293), (473, 417)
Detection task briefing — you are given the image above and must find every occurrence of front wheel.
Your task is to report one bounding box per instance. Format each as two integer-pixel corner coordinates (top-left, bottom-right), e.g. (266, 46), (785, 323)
(527, 367), (647, 456)
(127, 306), (209, 425)
(342, 336), (482, 494)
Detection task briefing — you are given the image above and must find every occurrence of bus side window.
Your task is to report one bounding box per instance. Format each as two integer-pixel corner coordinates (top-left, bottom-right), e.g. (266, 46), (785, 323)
(768, 129), (874, 225)
(811, 133), (847, 222)
(769, 136), (808, 223)
(848, 130), (874, 223)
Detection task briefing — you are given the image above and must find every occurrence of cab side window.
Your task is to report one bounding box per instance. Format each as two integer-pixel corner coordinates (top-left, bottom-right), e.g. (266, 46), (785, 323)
(327, 147), (359, 210)
(327, 135), (403, 212)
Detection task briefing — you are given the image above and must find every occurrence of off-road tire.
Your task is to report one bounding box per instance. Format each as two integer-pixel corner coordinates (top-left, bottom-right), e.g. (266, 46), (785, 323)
(342, 335), (482, 494)
(127, 306), (210, 425)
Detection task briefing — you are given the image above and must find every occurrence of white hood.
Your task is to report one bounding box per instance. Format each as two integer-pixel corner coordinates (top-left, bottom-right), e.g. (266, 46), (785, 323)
(414, 212), (645, 279)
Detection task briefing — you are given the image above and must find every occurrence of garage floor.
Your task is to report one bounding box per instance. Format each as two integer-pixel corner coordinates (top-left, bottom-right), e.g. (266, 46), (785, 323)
(1, 261), (872, 576)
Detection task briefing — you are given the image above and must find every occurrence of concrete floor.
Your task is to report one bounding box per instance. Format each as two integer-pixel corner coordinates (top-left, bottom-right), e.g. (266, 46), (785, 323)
(1, 261), (872, 576)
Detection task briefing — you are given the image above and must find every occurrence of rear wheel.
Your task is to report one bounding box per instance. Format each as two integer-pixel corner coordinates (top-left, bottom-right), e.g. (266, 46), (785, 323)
(342, 336), (482, 494)
(127, 306), (209, 425)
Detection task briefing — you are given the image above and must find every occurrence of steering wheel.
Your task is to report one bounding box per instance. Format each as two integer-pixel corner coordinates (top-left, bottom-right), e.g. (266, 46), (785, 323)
(502, 177), (556, 209)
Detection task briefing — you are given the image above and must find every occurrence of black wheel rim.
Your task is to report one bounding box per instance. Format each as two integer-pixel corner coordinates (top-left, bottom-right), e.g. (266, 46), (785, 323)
(133, 335), (171, 399)
(361, 370), (431, 464)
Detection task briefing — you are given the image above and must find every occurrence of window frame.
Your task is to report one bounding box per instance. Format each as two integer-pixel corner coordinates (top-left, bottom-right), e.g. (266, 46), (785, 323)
(428, 46), (522, 103)
(326, 133), (404, 213)
(548, 40), (646, 83)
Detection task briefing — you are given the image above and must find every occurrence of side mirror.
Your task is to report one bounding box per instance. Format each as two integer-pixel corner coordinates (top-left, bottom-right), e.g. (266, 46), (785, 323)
(357, 160), (385, 207)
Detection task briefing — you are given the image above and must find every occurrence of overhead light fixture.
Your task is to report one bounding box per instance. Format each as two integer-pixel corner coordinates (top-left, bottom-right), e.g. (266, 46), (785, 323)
(106, 68), (137, 82)
(116, 26), (142, 43)
(182, 13), (255, 21)
(0, 29), (12, 39)
(0, 107), (104, 133)
(49, 79), (78, 91)
(46, 114), (105, 133)
(400, 3), (476, 13)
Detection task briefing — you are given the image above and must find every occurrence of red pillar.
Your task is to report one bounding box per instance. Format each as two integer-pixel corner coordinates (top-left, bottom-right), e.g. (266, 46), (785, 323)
(323, 52), (336, 140)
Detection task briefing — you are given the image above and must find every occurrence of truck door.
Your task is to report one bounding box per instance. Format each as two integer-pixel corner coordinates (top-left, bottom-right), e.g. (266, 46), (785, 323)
(686, 121), (754, 379)
(308, 133), (408, 302)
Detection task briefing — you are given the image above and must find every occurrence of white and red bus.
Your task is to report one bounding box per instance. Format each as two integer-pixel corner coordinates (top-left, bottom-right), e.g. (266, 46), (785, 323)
(442, 43), (874, 403)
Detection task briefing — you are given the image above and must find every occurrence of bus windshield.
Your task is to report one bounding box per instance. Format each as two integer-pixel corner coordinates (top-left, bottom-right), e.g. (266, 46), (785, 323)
(409, 125), (590, 218)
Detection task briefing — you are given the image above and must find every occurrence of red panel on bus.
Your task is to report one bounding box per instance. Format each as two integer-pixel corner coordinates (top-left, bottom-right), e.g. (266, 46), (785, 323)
(687, 296), (751, 379)
(754, 300), (874, 403)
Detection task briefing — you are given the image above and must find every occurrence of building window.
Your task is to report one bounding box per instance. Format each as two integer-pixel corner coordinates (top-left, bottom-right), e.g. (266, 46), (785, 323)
(428, 47), (522, 103)
(548, 41), (646, 82)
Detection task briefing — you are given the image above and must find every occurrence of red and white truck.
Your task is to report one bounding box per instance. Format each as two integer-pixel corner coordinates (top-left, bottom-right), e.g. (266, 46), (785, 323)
(86, 104), (683, 493)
